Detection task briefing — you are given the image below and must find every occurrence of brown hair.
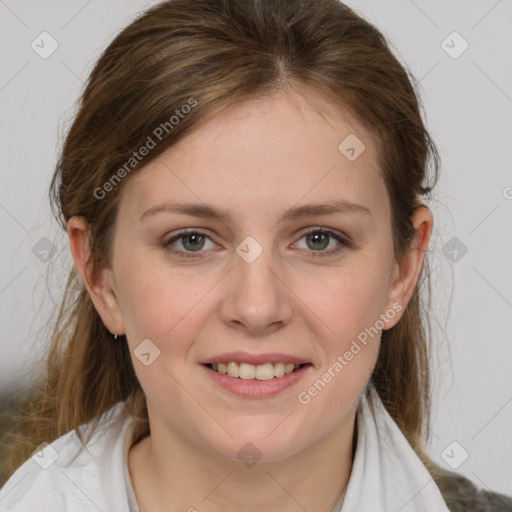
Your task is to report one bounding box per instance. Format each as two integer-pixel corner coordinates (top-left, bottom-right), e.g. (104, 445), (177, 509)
(2, 0), (458, 501)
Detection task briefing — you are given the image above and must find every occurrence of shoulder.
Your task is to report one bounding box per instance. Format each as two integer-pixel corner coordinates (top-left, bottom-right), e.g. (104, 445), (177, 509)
(438, 471), (512, 512)
(0, 402), (136, 512)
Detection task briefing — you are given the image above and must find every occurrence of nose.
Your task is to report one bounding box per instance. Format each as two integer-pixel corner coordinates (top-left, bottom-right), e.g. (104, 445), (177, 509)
(219, 245), (294, 335)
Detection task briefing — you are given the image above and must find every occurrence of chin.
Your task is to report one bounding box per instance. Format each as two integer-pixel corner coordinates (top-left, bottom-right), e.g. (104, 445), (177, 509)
(204, 416), (309, 464)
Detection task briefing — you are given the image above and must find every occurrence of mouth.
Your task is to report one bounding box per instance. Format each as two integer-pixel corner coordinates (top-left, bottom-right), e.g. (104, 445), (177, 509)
(203, 361), (309, 380)
(200, 352), (313, 398)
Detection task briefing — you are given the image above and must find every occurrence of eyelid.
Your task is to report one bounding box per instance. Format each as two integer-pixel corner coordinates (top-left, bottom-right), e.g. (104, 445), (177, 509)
(295, 226), (350, 241)
(163, 227), (213, 241)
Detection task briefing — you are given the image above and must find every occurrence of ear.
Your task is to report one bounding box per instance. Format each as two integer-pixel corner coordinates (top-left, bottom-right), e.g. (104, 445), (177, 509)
(67, 216), (125, 336)
(383, 206), (433, 329)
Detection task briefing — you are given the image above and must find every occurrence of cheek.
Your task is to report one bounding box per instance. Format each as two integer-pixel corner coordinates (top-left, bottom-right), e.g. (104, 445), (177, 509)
(293, 259), (392, 345)
(294, 267), (385, 424)
(115, 264), (211, 404)
(116, 259), (217, 341)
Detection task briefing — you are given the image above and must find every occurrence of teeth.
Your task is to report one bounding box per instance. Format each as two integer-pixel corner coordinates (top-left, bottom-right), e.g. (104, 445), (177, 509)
(227, 361), (239, 378)
(239, 363), (256, 379)
(255, 363), (274, 381)
(274, 362), (285, 378)
(209, 361), (303, 380)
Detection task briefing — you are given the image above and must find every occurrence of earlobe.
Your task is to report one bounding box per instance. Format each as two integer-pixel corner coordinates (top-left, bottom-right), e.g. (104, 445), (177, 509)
(67, 216), (125, 336)
(383, 206), (433, 329)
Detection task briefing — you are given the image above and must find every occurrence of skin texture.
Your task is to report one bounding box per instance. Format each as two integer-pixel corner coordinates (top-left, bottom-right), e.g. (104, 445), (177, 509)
(68, 90), (433, 512)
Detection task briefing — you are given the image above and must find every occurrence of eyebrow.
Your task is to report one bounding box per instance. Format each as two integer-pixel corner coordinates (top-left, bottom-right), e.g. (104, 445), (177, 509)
(139, 199), (371, 224)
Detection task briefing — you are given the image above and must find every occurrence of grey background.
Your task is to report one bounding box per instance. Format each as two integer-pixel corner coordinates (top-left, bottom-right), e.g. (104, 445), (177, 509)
(1, 0), (511, 495)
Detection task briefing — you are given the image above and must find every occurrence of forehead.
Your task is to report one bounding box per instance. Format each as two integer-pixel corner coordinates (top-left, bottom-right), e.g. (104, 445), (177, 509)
(121, 90), (387, 223)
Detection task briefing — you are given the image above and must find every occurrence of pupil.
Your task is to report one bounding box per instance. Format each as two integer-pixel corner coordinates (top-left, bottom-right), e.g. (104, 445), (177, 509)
(307, 232), (329, 251)
(183, 234), (205, 251)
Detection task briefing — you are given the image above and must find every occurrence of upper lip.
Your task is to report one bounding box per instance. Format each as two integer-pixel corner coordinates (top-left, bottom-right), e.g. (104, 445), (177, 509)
(200, 351), (310, 366)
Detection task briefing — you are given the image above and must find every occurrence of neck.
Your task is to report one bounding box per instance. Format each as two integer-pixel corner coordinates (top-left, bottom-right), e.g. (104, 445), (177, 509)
(129, 408), (356, 512)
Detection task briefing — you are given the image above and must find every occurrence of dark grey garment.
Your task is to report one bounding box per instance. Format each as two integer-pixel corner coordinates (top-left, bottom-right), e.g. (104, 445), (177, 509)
(439, 471), (512, 512)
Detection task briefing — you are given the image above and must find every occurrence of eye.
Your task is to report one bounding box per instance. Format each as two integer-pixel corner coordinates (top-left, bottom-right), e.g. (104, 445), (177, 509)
(162, 230), (217, 257)
(162, 227), (350, 259)
(293, 228), (350, 256)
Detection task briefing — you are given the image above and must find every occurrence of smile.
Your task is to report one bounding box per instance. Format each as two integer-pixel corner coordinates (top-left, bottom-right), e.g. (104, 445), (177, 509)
(201, 359), (312, 398)
(205, 362), (304, 380)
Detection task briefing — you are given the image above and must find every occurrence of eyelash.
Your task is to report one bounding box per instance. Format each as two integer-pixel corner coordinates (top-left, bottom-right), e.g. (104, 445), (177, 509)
(162, 228), (351, 260)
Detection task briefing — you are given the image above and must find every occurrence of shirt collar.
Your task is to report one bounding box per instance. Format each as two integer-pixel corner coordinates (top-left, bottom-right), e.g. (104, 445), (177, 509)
(339, 382), (450, 512)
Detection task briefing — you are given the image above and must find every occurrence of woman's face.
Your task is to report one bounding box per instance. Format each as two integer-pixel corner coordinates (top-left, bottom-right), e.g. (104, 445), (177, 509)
(93, 91), (414, 462)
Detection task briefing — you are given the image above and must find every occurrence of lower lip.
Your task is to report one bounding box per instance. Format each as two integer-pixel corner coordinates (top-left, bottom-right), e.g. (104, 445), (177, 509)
(201, 364), (312, 399)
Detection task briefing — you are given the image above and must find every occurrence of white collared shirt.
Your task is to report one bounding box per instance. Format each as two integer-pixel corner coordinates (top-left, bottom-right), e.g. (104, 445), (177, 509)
(339, 383), (450, 512)
(0, 384), (450, 511)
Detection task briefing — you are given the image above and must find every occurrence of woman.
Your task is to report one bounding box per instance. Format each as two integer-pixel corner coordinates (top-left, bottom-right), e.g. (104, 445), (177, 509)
(0, 0), (510, 510)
